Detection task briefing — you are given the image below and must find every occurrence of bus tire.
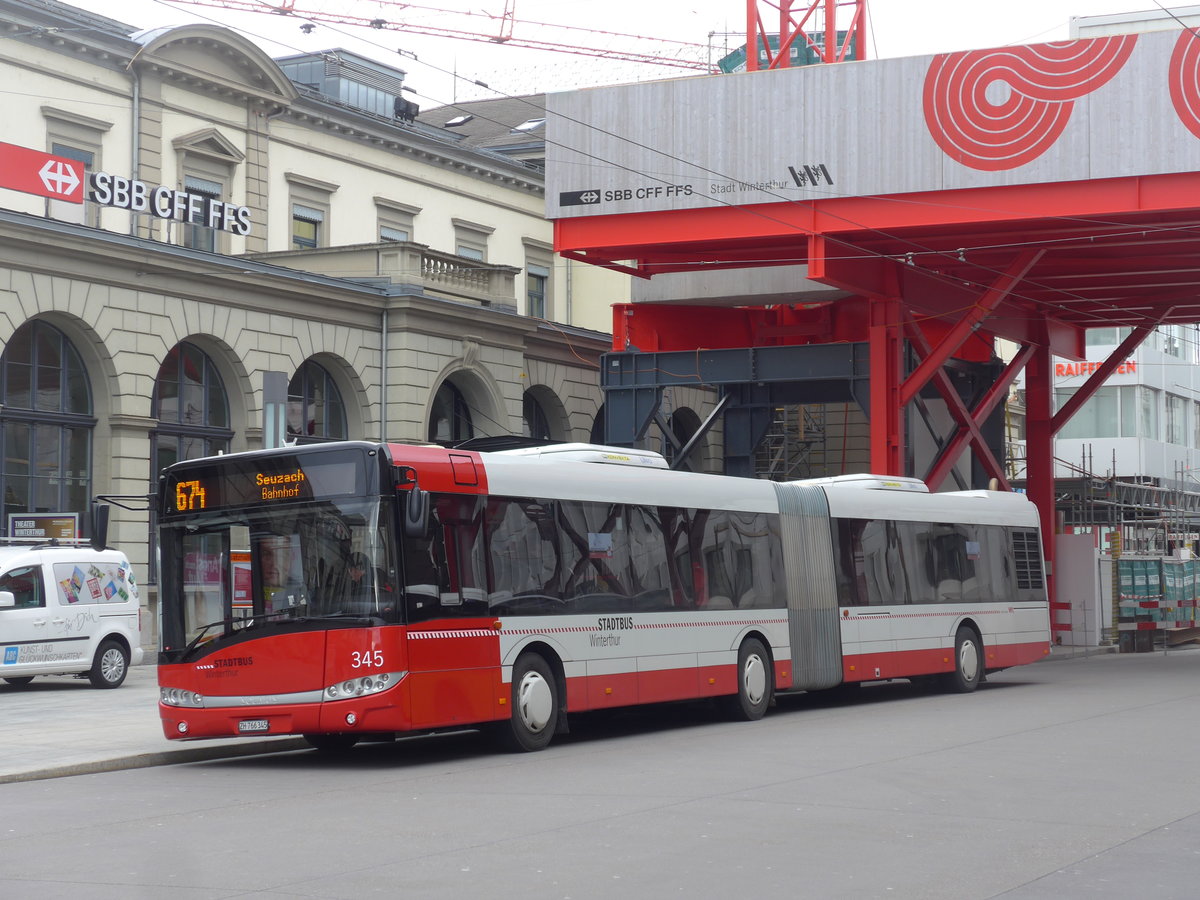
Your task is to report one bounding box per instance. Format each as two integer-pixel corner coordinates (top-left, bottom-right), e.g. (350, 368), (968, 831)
(89, 640), (129, 689)
(3, 676), (34, 687)
(500, 653), (558, 752)
(304, 733), (359, 753)
(727, 637), (773, 721)
(944, 627), (983, 693)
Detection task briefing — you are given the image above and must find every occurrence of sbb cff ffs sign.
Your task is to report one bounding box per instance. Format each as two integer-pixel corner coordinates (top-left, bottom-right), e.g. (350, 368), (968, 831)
(89, 173), (252, 235)
(0, 142), (84, 202)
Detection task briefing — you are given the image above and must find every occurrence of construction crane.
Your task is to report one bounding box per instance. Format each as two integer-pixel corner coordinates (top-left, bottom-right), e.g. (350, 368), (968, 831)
(161, 0), (720, 72)
(746, 0), (867, 70)
(162, 0), (867, 75)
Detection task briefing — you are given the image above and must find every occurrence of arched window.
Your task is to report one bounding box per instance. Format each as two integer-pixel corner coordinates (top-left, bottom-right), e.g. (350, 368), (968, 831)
(590, 403), (606, 445)
(523, 391), (551, 441)
(152, 342), (232, 477)
(149, 342), (231, 582)
(666, 407), (703, 471)
(429, 380), (473, 445)
(0, 320), (94, 526)
(288, 360), (346, 443)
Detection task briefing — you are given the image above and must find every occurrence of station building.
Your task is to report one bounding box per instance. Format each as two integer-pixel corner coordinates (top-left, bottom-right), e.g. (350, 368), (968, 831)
(0, 0), (728, 642)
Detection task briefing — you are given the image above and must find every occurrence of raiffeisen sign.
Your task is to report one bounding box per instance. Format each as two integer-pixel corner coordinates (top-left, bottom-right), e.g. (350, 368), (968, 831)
(1055, 360), (1137, 378)
(88, 173), (252, 235)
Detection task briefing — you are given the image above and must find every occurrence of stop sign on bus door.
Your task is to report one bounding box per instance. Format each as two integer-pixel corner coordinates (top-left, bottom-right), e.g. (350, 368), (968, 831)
(0, 142), (84, 203)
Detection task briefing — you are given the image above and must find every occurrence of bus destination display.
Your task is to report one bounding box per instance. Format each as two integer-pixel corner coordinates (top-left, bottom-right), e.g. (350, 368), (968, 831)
(162, 451), (365, 515)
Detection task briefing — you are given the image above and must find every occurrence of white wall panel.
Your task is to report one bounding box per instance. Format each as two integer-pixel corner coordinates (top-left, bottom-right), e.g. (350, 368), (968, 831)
(548, 30), (1200, 218)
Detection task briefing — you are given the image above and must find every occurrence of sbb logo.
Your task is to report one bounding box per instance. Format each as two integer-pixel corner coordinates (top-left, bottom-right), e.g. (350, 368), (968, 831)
(605, 185), (693, 201)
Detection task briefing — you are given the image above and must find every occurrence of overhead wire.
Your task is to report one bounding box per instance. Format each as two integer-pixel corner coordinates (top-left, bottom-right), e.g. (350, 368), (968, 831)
(10, 0), (1195, 462)
(220, 1), (1200, 336)
(195, 0), (1200, 337)
(57, 2), (1200, 351)
(146, 0), (1198, 309)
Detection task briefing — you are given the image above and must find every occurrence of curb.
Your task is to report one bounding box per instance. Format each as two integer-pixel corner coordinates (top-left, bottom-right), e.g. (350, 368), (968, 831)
(1042, 645), (1120, 662)
(0, 737), (309, 785)
(1041, 644), (1200, 662)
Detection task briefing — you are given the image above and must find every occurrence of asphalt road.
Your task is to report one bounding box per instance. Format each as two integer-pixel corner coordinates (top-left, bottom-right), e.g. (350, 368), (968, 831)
(2, 649), (1199, 899)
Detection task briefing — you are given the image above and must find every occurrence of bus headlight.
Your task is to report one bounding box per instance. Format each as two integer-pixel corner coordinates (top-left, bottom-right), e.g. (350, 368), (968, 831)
(160, 687), (205, 708)
(323, 671), (403, 701)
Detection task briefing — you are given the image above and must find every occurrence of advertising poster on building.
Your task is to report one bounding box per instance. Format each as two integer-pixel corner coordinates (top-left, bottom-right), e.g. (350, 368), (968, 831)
(7, 513), (78, 541)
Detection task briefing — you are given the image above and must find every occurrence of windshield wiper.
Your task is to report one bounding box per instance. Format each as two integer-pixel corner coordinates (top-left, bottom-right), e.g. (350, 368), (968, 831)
(182, 616), (238, 657)
(182, 609), (376, 657)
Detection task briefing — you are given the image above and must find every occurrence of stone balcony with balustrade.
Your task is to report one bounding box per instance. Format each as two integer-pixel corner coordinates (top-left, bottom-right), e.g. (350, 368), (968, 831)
(242, 241), (520, 309)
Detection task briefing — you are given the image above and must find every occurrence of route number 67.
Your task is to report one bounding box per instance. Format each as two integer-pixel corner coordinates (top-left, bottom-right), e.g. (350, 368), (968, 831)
(351, 649), (384, 669)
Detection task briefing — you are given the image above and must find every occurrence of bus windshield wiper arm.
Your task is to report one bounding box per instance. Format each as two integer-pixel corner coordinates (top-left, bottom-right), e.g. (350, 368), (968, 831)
(182, 617), (234, 657)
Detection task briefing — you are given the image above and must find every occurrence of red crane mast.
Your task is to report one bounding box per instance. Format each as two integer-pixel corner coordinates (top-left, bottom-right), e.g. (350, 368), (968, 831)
(745, 0), (868, 69)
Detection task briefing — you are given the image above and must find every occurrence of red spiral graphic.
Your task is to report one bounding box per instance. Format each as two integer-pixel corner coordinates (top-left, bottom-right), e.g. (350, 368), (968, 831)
(923, 36), (1137, 171)
(1170, 31), (1200, 139)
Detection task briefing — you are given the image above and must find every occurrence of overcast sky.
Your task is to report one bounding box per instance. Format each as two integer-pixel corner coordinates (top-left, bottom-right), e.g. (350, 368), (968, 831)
(61, 0), (1189, 107)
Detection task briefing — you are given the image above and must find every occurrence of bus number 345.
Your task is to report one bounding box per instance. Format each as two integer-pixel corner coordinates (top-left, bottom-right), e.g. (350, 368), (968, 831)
(351, 650), (384, 669)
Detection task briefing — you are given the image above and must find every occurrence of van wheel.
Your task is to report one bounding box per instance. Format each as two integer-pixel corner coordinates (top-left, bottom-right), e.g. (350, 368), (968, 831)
(3, 676), (34, 687)
(89, 640), (129, 688)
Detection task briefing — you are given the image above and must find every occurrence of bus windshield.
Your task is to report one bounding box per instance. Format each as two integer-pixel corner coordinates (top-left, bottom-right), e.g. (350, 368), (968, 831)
(159, 495), (399, 657)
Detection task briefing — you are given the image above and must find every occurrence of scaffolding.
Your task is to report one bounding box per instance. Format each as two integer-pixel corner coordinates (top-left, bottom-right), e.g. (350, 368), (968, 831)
(1007, 443), (1200, 554)
(754, 405), (828, 480)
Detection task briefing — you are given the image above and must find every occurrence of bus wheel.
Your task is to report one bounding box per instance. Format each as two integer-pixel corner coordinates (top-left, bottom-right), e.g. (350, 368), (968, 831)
(944, 627), (983, 693)
(502, 653), (558, 752)
(727, 637), (773, 721)
(3, 677), (34, 687)
(89, 640), (129, 689)
(304, 734), (359, 753)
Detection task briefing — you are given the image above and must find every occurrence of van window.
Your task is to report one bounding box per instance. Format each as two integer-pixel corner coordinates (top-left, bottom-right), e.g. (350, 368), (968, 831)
(51, 562), (135, 605)
(0, 566), (44, 609)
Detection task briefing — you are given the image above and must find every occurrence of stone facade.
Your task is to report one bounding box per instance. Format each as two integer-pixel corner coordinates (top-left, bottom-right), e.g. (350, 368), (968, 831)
(0, 0), (629, 646)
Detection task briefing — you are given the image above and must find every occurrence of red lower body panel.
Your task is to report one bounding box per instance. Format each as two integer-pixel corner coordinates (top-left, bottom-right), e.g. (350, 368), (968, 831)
(842, 639), (1050, 683)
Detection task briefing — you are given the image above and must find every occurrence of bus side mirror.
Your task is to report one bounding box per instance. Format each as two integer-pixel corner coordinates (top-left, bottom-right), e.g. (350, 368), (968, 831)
(90, 503), (111, 552)
(403, 488), (430, 539)
(0, 591), (14, 609)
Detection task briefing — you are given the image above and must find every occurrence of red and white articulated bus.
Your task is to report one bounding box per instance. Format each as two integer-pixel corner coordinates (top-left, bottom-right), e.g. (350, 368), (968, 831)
(156, 440), (1050, 752)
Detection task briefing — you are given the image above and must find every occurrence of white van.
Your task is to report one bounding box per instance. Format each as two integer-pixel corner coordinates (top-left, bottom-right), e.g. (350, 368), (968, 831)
(0, 544), (143, 689)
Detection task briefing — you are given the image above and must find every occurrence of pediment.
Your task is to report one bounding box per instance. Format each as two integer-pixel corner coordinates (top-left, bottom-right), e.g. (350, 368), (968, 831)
(172, 128), (245, 163)
(133, 24), (298, 104)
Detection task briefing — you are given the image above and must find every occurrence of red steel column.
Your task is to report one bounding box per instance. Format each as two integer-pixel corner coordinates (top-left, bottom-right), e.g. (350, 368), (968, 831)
(869, 295), (904, 475)
(1025, 343), (1059, 639)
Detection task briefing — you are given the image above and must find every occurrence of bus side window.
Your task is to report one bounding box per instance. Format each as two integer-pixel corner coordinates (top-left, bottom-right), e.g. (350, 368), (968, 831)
(484, 498), (560, 612)
(913, 522), (975, 604)
(702, 510), (734, 609)
(627, 505), (680, 611)
(985, 524), (1015, 600)
(402, 526), (442, 623)
(864, 519), (907, 605)
(833, 519), (866, 606)
(704, 510), (771, 609)
(406, 495), (487, 618)
(730, 511), (772, 608)
(558, 500), (631, 613)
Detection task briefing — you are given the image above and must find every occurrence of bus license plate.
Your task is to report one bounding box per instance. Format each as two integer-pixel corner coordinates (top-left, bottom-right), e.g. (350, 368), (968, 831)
(238, 719), (270, 733)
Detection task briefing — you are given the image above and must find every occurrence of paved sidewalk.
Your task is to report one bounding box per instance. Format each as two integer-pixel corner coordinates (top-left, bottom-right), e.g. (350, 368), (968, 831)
(0, 664), (305, 784)
(0, 643), (1134, 785)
